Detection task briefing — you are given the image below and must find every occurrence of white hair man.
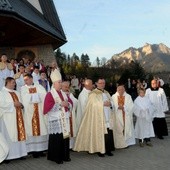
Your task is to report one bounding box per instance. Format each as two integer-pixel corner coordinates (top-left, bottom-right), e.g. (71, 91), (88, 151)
(76, 79), (93, 132)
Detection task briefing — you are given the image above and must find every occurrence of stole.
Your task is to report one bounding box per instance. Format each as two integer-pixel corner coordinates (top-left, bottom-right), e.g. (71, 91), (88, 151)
(56, 90), (70, 139)
(118, 96), (125, 135)
(9, 92), (26, 141)
(29, 87), (40, 136)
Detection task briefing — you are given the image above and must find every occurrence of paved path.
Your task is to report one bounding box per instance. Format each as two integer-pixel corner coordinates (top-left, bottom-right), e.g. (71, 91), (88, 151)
(1, 136), (170, 170)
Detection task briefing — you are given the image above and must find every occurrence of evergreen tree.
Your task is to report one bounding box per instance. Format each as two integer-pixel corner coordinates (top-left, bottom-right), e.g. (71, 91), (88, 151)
(81, 53), (90, 67)
(96, 57), (100, 67)
(101, 57), (107, 67)
(55, 48), (66, 67)
(118, 61), (146, 83)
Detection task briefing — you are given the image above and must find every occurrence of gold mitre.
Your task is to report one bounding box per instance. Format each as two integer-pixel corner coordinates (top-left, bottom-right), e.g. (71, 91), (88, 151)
(50, 68), (62, 83)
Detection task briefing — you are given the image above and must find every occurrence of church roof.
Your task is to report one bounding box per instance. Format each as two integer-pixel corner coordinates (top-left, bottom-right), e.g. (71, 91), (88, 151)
(0, 0), (67, 49)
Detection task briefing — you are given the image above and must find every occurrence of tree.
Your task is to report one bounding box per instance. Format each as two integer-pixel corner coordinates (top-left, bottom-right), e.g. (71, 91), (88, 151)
(71, 53), (79, 66)
(118, 61), (146, 83)
(130, 61), (146, 80)
(81, 53), (90, 67)
(55, 48), (66, 67)
(101, 57), (107, 67)
(96, 57), (100, 67)
(67, 55), (71, 65)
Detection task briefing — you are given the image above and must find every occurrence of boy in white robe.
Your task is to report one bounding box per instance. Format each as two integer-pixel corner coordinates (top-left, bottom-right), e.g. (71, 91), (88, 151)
(32, 66), (40, 83)
(134, 88), (155, 147)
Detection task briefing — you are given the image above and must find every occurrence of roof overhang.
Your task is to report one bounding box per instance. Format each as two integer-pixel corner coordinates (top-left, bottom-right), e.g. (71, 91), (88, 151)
(0, 14), (66, 49)
(0, 0), (67, 49)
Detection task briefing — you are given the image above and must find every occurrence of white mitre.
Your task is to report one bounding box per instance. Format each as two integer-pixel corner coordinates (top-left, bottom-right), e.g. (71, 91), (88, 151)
(50, 68), (62, 83)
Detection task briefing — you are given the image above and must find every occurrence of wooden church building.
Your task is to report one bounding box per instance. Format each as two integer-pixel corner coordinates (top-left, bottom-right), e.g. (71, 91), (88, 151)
(0, 0), (67, 64)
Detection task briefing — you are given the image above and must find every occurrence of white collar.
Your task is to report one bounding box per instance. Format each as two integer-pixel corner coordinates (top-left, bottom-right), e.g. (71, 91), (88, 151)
(3, 87), (14, 92)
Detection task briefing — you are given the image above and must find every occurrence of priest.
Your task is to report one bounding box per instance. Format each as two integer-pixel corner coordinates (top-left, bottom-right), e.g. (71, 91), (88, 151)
(61, 81), (78, 149)
(0, 77), (27, 161)
(21, 74), (48, 158)
(76, 79), (93, 132)
(112, 84), (135, 149)
(145, 79), (169, 139)
(74, 78), (115, 157)
(43, 69), (71, 164)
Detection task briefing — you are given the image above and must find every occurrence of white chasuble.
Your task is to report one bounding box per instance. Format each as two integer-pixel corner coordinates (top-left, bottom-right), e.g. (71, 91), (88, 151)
(74, 89), (114, 154)
(76, 88), (91, 133)
(0, 132), (9, 163)
(0, 87), (27, 160)
(21, 84), (48, 152)
(112, 92), (135, 149)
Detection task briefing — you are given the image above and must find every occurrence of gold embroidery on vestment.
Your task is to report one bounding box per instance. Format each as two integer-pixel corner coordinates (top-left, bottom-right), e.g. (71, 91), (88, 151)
(118, 96), (125, 135)
(9, 92), (26, 141)
(29, 87), (40, 136)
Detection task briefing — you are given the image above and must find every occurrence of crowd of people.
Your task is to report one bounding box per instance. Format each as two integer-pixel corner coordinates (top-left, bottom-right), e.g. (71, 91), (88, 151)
(0, 54), (169, 165)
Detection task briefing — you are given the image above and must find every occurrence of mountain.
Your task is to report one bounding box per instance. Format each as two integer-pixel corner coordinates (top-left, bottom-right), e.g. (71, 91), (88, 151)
(109, 43), (170, 73)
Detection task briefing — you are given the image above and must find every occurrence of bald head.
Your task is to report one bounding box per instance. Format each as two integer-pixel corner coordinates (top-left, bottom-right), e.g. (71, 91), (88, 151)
(84, 79), (93, 90)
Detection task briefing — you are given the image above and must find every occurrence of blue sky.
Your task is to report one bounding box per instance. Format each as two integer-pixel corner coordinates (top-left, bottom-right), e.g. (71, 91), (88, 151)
(54, 0), (170, 64)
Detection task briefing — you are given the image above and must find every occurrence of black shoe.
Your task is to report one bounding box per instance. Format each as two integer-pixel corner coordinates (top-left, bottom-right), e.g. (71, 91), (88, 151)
(106, 152), (113, 156)
(158, 136), (164, 139)
(56, 160), (63, 164)
(3, 160), (11, 164)
(20, 157), (26, 160)
(63, 158), (71, 162)
(32, 153), (40, 158)
(97, 153), (105, 157)
(146, 142), (153, 147)
(39, 152), (46, 157)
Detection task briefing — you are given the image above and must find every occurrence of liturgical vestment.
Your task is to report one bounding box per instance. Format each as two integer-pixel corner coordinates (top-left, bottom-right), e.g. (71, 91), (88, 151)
(43, 87), (71, 163)
(133, 95), (155, 140)
(21, 84), (48, 153)
(74, 88), (114, 154)
(0, 87), (27, 160)
(76, 87), (91, 133)
(112, 92), (135, 149)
